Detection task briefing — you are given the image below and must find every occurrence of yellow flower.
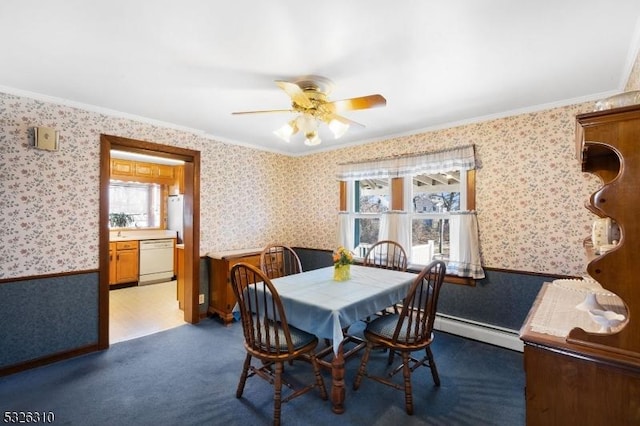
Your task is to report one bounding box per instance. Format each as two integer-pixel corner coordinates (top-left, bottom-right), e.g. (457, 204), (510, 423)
(333, 246), (354, 267)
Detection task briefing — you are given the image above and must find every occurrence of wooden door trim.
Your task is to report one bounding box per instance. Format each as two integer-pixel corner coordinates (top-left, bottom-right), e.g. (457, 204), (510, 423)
(99, 134), (201, 349)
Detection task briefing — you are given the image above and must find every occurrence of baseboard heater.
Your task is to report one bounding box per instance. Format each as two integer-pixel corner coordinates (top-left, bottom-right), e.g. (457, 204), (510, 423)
(434, 313), (524, 352)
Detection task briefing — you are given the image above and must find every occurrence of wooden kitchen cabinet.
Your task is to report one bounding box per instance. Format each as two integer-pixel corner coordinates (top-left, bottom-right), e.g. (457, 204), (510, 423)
(208, 249), (262, 324)
(110, 159), (134, 176)
(109, 242), (117, 285)
(134, 162), (154, 178)
(110, 159), (176, 185)
(170, 165), (185, 194)
(155, 164), (174, 180)
(112, 240), (139, 285)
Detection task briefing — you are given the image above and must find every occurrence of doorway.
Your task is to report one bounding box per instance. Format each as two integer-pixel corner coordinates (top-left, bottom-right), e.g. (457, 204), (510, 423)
(99, 134), (201, 349)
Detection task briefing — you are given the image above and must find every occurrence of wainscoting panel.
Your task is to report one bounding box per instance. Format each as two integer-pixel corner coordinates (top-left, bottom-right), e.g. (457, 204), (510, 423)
(437, 269), (547, 331)
(0, 272), (99, 369)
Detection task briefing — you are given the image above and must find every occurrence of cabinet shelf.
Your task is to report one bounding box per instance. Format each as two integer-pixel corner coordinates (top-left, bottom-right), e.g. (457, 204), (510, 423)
(569, 104), (640, 357)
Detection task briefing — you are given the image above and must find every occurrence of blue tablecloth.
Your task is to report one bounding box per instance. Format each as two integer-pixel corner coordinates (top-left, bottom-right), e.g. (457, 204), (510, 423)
(270, 265), (416, 354)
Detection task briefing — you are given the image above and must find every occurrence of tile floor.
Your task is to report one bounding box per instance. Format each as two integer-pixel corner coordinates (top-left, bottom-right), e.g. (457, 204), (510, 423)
(109, 280), (186, 343)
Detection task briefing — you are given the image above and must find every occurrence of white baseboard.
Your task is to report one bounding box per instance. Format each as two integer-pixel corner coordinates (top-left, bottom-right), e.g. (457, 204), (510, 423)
(434, 314), (524, 352)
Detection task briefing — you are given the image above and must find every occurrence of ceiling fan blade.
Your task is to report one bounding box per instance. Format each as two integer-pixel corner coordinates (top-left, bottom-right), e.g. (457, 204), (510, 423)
(326, 113), (365, 128)
(275, 80), (314, 108)
(326, 94), (387, 112)
(231, 109), (294, 115)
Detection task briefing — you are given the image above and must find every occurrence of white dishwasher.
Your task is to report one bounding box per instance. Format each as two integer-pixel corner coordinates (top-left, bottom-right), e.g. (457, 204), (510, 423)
(139, 239), (175, 285)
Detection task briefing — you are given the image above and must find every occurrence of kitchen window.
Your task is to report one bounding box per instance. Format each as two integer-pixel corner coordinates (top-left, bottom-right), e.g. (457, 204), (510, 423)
(109, 181), (161, 228)
(337, 145), (484, 280)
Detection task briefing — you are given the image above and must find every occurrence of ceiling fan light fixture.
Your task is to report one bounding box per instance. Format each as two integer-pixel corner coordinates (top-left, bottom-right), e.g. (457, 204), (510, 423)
(273, 121), (297, 142)
(328, 118), (350, 139)
(304, 131), (321, 146)
(296, 113), (318, 133)
(234, 76), (386, 148)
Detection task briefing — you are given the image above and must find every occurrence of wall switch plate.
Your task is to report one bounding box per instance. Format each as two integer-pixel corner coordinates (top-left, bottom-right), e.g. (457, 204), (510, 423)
(33, 127), (59, 151)
(198, 294), (204, 304)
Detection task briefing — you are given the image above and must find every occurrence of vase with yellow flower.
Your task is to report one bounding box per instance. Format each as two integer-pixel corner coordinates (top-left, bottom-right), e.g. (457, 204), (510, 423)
(333, 246), (354, 281)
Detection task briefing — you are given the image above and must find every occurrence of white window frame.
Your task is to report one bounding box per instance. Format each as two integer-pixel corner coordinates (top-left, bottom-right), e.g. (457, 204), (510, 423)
(406, 169), (468, 267)
(347, 178), (391, 259)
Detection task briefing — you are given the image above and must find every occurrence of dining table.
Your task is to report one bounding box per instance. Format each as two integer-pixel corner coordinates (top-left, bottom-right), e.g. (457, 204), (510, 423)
(268, 264), (417, 414)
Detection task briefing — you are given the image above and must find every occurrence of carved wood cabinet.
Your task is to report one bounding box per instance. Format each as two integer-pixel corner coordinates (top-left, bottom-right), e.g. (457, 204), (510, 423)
(520, 105), (640, 424)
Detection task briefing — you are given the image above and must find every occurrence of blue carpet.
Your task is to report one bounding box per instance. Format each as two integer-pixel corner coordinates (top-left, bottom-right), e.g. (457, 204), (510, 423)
(0, 317), (525, 425)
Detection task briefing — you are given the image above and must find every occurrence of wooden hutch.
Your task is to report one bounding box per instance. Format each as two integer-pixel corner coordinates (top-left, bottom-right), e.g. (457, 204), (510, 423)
(520, 104), (640, 424)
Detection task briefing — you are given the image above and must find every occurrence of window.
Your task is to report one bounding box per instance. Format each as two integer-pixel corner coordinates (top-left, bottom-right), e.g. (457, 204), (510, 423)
(109, 180), (161, 228)
(353, 179), (390, 256)
(409, 170), (464, 265)
(337, 145), (483, 279)
(344, 170), (467, 264)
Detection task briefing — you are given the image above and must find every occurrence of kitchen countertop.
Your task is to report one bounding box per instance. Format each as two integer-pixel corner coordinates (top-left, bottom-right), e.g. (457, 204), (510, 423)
(109, 230), (178, 242)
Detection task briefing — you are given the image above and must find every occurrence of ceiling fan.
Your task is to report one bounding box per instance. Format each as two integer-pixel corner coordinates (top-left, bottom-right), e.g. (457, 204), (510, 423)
(232, 75), (386, 146)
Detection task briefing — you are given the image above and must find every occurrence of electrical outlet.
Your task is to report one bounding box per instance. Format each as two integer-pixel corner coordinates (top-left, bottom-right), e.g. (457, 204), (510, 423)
(198, 294), (204, 304)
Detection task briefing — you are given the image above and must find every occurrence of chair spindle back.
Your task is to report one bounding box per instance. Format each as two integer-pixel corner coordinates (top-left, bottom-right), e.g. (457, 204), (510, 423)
(231, 262), (294, 357)
(260, 244), (303, 279)
(363, 240), (408, 271)
(393, 260), (446, 347)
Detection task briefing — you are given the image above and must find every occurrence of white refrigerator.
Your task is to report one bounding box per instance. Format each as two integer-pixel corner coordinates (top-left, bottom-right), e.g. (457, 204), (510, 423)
(167, 194), (184, 243)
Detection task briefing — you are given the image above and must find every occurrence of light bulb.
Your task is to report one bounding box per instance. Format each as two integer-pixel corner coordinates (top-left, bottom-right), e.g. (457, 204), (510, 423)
(328, 119), (349, 139)
(273, 123), (295, 142)
(304, 131), (321, 146)
(296, 114), (318, 133)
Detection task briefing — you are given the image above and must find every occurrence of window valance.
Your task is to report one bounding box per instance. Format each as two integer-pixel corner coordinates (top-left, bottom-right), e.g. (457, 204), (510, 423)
(336, 145), (476, 181)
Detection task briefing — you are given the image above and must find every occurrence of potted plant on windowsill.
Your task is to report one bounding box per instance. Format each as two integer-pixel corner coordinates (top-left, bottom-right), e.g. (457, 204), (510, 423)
(109, 212), (134, 228)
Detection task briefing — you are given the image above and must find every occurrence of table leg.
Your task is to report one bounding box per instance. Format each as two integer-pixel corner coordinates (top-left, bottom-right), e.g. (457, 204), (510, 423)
(330, 342), (345, 414)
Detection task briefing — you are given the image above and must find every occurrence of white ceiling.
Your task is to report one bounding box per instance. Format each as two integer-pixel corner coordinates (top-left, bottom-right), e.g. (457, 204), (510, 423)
(1, 1), (639, 156)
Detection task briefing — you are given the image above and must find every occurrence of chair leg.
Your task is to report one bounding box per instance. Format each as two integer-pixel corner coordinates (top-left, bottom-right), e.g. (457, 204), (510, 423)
(401, 352), (414, 415)
(353, 343), (372, 390)
(310, 354), (328, 400)
(274, 362), (283, 426)
(236, 353), (252, 398)
(387, 348), (395, 365)
(426, 346), (440, 386)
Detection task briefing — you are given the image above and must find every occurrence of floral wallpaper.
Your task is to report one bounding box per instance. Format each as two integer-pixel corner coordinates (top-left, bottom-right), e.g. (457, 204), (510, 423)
(0, 83), (617, 280)
(625, 49), (640, 91)
(287, 104), (601, 276)
(0, 93), (298, 279)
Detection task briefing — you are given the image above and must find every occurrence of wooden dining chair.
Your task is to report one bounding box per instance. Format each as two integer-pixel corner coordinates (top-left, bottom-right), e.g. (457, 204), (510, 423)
(260, 245), (329, 359)
(363, 240), (408, 271)
(363, 240), (408, 315)
(260, 244), (303, 279)
(230, 262), (327, 426)
(353, 260), (446, 415)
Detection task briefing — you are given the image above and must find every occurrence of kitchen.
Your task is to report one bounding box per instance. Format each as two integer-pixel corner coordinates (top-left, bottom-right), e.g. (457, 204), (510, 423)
(107, 149), (188, 342)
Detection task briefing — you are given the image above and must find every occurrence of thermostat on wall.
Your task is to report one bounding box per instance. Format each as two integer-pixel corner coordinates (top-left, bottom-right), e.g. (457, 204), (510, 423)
(33, 127), (59, 151)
